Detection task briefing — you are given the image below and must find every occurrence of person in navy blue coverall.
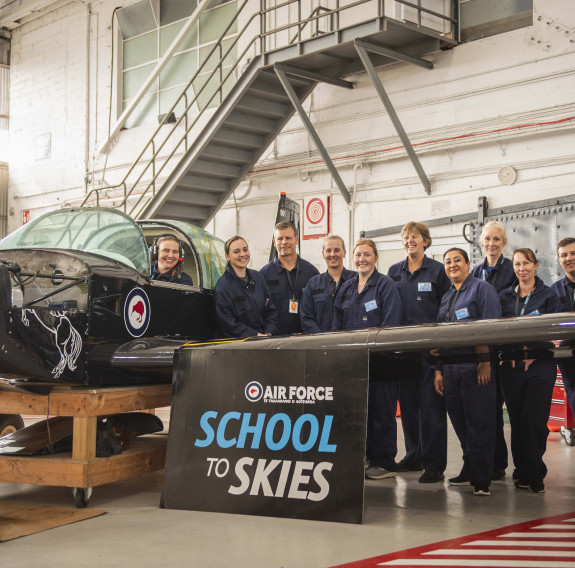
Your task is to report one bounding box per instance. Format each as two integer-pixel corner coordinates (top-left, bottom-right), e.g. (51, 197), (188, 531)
(214, 236), (277, 338)
(332, 238), (402, 479)
(470, 221), (515, 481)
(150, 234), (194, 285)
(260, 222), (319, 335)
(499, 248), (562, 493)
(434, 248), (501, 496)
(388, 222), (451, 483)
(551, 238), (575, 426)
(470, 221), (516, 292)
(301, 235), (356, 333)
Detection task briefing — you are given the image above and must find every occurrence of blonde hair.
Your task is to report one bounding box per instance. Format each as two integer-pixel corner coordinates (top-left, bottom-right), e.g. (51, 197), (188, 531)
(480, 221), (508, 246)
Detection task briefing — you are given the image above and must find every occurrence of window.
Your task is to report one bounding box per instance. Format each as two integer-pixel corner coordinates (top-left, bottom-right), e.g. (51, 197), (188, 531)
(460, 0), (533, 42)
(118, 0), (238, 128)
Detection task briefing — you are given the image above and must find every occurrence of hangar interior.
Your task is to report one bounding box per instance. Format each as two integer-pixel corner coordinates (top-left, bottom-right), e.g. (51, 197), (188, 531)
(1, 0), (575, 566)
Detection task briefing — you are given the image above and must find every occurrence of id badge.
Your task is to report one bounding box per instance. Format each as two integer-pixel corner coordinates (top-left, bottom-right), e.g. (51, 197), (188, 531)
(364, 299), (377, 312)
(289, 299), (299, 314)
(455, 307), (470, 320)
(418, 282), (432, 292)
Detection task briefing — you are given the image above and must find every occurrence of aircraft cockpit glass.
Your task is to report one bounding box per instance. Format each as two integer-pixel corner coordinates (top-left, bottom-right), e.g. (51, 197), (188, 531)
(0, 208), (150, 274)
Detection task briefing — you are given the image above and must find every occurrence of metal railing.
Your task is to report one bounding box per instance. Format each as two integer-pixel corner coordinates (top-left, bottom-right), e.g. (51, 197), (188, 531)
(81, 0), (457, 216)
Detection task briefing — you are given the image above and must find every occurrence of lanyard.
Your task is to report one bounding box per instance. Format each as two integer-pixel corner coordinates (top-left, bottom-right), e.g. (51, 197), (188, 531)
(481, 256), (504, 285)
(514, 287), (533, 317)
(445, 286), (462, 321)
(285, 262), (300, 299)
(568, 283), (575, 311)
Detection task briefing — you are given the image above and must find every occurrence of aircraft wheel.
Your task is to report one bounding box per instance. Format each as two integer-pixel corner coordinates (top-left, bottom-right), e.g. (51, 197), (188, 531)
(73, 487), (93, 508)
(0, 414), (25, 438)
(565, 428), (575, 447)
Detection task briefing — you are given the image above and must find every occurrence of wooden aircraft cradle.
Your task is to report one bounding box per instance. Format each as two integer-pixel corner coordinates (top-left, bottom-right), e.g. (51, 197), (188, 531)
(0, 384), (171, 506)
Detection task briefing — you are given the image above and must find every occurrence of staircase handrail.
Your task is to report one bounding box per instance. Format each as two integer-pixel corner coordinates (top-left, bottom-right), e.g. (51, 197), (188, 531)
(80, 0), (456, 214)
(288, 5), (333, 45)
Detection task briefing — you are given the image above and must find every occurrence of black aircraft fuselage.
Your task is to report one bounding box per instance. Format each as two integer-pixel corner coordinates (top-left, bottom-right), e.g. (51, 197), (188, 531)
(0, 207), (226, 387)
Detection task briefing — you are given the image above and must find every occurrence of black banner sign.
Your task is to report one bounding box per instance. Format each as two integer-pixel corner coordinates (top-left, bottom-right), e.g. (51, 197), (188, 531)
(161, 346), (368, 524)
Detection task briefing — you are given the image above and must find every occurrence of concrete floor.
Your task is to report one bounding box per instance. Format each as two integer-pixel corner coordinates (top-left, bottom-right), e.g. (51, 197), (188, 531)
(1, 415), (575, 568)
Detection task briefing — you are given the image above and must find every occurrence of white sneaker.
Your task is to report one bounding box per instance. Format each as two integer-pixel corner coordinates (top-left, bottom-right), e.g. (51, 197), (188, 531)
(366, 466), (396, 480)
(473, 485), (491, 496)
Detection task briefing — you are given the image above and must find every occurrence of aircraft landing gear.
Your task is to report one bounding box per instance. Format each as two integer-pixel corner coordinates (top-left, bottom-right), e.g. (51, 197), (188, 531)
(0, 414), (24, 437)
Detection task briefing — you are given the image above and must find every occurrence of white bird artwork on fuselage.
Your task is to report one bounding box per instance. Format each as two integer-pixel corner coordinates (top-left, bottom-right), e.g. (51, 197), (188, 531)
(21, 309), (82, 378)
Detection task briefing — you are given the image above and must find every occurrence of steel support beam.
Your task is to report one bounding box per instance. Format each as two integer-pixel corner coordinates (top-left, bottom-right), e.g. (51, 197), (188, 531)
(355, 38), (433, 69)
(277, 63), (355, 89)
(361, 211), (477, 239)
(274, 64), (351, 204)
(355, 42), (432, 195)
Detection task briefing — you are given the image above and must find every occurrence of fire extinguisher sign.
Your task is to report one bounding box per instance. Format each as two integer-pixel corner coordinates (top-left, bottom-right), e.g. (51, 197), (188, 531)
(303, 196), (330, 239)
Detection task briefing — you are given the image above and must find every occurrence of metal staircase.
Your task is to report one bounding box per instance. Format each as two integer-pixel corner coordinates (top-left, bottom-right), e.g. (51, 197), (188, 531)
(139, 63), (318, 224)
(85, 0), (459, 227)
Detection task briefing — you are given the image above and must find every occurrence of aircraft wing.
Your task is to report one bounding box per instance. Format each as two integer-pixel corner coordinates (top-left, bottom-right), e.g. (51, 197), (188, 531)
(111, 312), (575, 371)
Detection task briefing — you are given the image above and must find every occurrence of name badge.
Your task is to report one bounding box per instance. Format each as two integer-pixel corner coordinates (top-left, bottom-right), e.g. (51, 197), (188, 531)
(455, 307), (470, 320)
(418, 282), (432, 292)
(364, 300), (377, 312)
(528, 309), (540, 316)
(289, 299), (299, 314)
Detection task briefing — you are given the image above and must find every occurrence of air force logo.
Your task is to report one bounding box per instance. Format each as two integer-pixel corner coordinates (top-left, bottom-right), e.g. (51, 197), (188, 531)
(124, 288), (151, 337)
(245, 381), (263, 402)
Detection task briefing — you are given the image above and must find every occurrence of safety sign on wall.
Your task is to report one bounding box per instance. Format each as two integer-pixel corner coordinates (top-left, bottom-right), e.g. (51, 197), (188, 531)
(303, 195), (330, 239)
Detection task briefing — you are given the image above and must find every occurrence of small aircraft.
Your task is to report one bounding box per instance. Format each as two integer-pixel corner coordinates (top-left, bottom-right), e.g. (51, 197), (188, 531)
(0, 207), (226, 391)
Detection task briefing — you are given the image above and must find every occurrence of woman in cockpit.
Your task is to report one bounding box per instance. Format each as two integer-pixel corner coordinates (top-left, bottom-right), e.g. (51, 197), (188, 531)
(150, 234), (194, 285)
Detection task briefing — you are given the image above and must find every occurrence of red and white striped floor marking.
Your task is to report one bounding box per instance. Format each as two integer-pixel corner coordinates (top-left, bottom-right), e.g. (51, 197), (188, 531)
(332, 512), (575, 568)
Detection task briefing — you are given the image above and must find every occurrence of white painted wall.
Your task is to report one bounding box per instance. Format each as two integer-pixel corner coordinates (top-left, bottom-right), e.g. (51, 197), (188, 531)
(212, 1), (575, 272)
(3, 0), (575, 276)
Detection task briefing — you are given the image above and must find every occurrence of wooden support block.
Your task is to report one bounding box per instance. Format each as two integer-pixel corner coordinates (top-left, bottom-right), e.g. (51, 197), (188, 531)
(0, 384), (172, 416)
(0, 454), (88, 487)
(0, 384), (171, 494)
(0, 437), (167, 488)
(72, 416), (98, 461)
(0, 391), (50, 415)
(84, 437), (167, 486)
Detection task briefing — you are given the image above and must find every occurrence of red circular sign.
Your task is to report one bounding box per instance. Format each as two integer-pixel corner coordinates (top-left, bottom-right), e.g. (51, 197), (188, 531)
(306, 198), (325, 225)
